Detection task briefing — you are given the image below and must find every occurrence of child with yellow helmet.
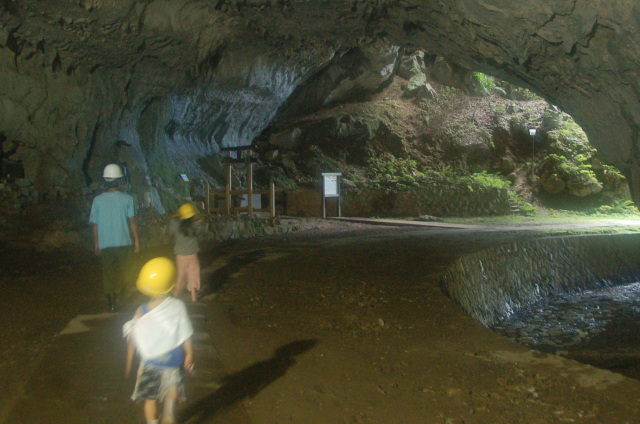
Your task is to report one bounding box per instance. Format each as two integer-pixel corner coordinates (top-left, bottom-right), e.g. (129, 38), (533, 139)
(123, 257), (194, 424)
(168, 203), (206, 302)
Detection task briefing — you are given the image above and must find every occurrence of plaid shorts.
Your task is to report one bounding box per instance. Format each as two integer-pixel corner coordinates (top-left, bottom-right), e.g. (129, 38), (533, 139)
(131, 362), (186, 403)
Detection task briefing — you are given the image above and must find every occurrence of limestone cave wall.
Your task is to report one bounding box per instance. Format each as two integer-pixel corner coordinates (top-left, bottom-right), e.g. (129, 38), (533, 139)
(0, 2), (334, 199)
(1, 0), (640, 204)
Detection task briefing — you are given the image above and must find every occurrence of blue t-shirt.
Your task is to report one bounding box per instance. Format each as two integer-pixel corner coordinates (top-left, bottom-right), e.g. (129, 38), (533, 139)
(89, 191), (135, 249)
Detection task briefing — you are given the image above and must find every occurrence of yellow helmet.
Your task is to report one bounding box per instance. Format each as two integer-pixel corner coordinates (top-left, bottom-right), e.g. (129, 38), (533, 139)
(136, 257), (176, 297)
(178, 203), (197, 220)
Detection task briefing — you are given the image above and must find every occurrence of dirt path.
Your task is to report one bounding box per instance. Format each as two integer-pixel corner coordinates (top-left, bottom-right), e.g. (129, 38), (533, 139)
(3, 218), (640, 423)
(197, 221), (640, 424)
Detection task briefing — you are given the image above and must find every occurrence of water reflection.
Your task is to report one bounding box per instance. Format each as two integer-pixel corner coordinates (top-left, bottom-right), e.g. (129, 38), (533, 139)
(492, 282), (640, 380)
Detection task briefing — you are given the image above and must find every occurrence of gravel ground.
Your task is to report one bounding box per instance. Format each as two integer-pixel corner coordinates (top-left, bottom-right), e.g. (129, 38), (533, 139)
(492, 282), (640, 380)
(3, 217), (640, 424)
(193, 218), (640, 424)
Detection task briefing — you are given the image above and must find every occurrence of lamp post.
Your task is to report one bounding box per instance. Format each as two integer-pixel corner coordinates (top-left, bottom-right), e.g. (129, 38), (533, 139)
(529, 128), (537, 165)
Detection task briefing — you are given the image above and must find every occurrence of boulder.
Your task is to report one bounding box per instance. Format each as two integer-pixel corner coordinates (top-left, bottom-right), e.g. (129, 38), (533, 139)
(567, 180), (602, 197)
(281, 154), (298, 172)
(508, 104), (521, 114)
(542, 108), (565, 131)
(270, 128), (302, 150)
(264, 150), (279, 161)
(323, 41), (399, 105)
(430, 57), (468, 92)
(397, 50), (426, 80)
(403, 74), (437, 100)
(541, 174), (566, 194)
(430, 57), (455, 86)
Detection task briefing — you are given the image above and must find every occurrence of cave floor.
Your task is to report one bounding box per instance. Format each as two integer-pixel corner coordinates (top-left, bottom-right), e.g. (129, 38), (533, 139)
(2, 218), (640, 424)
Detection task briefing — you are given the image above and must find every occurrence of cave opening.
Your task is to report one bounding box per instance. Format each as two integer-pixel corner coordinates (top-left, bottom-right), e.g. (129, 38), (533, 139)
(3, 1), (640, 421)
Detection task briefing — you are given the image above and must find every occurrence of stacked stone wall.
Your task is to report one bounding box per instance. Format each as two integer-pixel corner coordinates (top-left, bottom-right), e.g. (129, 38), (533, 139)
(441, 234), (640, 327)
(281, 186), (511, 217)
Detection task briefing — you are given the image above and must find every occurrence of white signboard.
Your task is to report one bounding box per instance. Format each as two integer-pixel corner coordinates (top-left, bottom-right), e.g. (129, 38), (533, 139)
(323, 174), (339, 197)
(322, 173), (341, 218)
(240, 194), (262, 209)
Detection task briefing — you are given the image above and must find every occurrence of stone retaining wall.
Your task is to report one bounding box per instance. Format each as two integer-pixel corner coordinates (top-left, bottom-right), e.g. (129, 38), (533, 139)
(440, 234), (640, 327)
(282, 185), (511, 217)
(140, 215), (295, 249)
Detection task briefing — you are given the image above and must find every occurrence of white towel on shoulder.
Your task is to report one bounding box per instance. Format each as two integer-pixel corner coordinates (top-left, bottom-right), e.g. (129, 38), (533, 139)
(123, 296), (194, 361)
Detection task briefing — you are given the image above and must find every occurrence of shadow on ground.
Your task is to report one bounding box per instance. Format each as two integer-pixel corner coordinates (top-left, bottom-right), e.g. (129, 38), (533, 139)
(198, 245), (271, 298)
(179, 339), (319, 424)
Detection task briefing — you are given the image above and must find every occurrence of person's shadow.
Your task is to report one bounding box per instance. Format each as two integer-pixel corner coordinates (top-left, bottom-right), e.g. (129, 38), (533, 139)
(178, 339), (319, 423)
(198, 246), (269, 299)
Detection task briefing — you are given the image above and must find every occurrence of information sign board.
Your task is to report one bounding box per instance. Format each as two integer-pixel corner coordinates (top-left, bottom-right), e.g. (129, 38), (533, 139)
(322, 173), (341, 218)
(324, 174), (339, 197)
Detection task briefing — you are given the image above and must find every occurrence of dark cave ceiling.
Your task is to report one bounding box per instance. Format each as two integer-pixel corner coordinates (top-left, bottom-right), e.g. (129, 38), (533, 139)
(1, 0), (639, 201)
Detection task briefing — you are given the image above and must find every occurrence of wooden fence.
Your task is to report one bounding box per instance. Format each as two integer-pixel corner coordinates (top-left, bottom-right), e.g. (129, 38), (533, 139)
(203, 181), (276, 217)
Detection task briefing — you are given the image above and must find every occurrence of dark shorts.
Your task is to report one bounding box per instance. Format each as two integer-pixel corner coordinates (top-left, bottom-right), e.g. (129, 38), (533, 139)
(100, 246), (135, 295)
(131, 362), (186, 403)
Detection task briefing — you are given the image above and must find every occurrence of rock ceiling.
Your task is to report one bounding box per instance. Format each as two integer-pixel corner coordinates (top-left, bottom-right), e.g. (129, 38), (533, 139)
(1, 0), (639, 201)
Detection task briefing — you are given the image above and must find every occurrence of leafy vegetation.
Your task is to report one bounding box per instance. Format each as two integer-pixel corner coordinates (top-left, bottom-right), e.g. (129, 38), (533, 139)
(599, 163), (625, 180)
(441, 86), (460, 110)
(364, 152), (512, 194)
(257, 54), (637, 219)
(353, 90), (636, 217)
(506, 85), (541, 101)
(474, 72), (496, 94)
(361, 99), (405, 134)
(365, 152), (425, 189)
(537, 117), (616, 194)
(472, 171), (510, 189)
(539, 153), (599, 186)
(595, 200), (638, 215)
(508, 192), (537, 216)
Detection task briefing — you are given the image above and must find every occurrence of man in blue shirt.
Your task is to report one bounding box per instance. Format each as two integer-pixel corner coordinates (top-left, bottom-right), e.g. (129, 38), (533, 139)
(90, 164), (140, 312)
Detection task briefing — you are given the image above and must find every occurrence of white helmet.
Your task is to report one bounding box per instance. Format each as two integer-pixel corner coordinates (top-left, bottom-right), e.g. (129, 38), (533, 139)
(103, 164), (124, 182)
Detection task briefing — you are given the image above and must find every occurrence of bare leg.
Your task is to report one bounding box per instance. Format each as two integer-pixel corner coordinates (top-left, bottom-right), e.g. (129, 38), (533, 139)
(144, 399), (158, 422)
(173, 255), (186, 297)
(161, 387), (178, 424)
(185, 255), (200, 302)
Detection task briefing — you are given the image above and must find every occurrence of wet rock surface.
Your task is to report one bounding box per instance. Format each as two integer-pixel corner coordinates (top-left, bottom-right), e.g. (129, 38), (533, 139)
(492, 282), (640, 380)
